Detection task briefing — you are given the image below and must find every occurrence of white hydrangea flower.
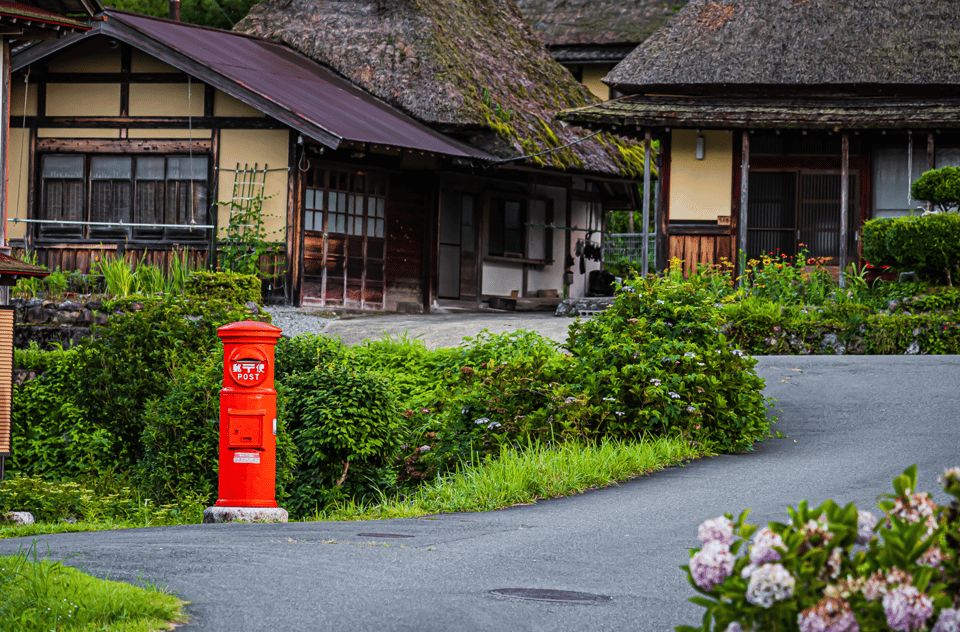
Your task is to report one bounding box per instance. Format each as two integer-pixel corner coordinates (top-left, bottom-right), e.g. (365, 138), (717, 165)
(698, 516), (734, 546)
(745, 563), (795, 608)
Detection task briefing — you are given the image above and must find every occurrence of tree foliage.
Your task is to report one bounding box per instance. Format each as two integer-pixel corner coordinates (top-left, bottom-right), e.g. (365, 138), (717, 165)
(910, 166), (960, 214)
(104, 0), (256, 30)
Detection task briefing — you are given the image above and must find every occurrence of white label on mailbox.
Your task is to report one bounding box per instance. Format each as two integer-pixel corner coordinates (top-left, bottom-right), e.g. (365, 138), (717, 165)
(233, 452), (261, 464)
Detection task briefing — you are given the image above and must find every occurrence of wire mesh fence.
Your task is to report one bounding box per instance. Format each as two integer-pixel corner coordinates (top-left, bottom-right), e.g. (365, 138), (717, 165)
(604, 233), (657, 271)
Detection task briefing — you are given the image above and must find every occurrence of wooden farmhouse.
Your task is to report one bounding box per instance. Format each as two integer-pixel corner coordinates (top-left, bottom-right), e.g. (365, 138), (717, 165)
(562, 0), (960, 277)
(9, 3), (641, 311)
(516, 0), (687, 100)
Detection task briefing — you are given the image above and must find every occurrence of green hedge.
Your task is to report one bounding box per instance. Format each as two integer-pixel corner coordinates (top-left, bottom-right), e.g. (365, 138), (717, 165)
(185, 270), (262, 305)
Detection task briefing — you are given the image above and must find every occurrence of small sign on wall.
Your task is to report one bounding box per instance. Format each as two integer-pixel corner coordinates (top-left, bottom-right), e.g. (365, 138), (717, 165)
(717, 216), (732, 226)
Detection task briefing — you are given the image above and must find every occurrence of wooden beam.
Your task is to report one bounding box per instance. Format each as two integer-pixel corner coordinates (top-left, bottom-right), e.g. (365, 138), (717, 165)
(19, 116), (287, 129)
(737, 130), (749, 285)
(839, 132), (849, 288)
(641, 128), (651, 276)
(37, 138), (211, 153)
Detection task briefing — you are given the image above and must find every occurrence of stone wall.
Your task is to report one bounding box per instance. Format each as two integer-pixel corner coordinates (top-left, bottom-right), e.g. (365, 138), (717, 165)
(12, 297), (109, 350)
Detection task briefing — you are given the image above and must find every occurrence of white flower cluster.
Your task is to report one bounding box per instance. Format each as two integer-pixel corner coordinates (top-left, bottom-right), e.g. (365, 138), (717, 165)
(882, 585), (933, 632)
(698, 516), (734, 546)
(932, 608), (960, 632)
(888, 490), (937, 537)
(745, 563), (795, 608)
(797, 597), (859, 632)
(750, 527), (784, 564)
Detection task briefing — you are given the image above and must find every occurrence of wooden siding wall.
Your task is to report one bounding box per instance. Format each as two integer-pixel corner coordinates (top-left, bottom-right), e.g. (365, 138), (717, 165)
(0, 308), (13, 457)
(15, 244), (209, 275)
(668, 231), (735, 277)
(385, 174), (429, 312)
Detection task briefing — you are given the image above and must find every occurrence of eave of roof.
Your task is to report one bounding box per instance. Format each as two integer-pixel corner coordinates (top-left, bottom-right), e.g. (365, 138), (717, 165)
(550, 45), (636, 64)
(561, 95), (960, 131)
(0, 0), (89, 31)
(13, 10), (494, 162)
(0, 252), (48, 279)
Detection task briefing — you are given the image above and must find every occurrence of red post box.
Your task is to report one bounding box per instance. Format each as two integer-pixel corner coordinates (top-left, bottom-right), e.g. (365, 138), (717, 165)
(215, 320), (282, 508)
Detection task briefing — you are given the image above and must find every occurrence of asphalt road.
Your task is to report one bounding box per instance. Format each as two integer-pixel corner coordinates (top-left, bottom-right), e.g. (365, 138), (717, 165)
(2, 355), (958, 631)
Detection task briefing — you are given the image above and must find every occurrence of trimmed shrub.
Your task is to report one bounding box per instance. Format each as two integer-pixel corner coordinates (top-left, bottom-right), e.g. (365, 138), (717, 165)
(274, 333), (345, 383)
(910, 165), (960, 213)
(185, 270), (262, 305)
(885, 213), (960, 285)
(283, 365), (402, 516)
(861, 217), (898, 269)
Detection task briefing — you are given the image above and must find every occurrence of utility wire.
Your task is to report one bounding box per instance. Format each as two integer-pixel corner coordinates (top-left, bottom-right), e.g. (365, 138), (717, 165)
(484, 129), (606, 166)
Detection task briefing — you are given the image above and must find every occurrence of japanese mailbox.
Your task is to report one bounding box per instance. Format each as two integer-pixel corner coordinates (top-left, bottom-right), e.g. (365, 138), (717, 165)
(215, 320), (282, 508)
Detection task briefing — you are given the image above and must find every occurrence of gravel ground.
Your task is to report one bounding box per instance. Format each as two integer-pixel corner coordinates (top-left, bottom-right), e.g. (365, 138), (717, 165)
(261, 306), (576, 349)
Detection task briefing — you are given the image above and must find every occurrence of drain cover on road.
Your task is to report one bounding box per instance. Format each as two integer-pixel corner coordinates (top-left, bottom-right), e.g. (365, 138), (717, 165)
(490, 589), (611, 604)
(356, 533), (414, 538)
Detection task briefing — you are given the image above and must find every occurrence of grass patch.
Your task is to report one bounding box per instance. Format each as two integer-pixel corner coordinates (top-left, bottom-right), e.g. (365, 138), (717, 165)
(0, 541), (186, 631)
(0, 520), (163, 540)
(314, 434), (709, 521)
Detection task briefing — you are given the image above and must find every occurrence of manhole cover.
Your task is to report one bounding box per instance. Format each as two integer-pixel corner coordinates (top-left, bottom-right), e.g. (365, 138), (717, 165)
(490, 589), (611, 604)
(356, 533), (414, 538)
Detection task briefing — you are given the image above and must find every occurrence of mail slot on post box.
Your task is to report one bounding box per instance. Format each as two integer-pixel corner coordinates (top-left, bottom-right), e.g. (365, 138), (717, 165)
(214, 320), (282, 509)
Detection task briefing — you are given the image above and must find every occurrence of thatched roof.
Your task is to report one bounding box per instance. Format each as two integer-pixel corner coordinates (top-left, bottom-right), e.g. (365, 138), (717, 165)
(516, 0), (686, 48)
(607, 0), (960, 94)
(234, 0), (642, 177)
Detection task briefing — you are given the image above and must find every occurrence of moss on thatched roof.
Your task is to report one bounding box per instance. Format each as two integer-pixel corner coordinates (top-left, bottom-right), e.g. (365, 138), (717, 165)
(516, 0), (686, 48)
(607, 0), (960, 93)
(234, 0), (642, 177)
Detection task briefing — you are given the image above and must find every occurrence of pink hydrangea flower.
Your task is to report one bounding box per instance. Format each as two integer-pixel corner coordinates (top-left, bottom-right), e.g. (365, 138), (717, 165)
(750, 527), (784, 564)
(698, 516), (734, 546)
(932, 608), (960, 632)
(882, 585), (934, 631)
(745, 563), (795, 608)
(690, 540), (734, 591)
(798, 597), (860, 632)
(856, 510), (878, 545)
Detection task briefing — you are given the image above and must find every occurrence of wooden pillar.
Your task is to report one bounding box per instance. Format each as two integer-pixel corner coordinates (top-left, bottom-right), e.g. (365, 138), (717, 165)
(927, 132), (935, 214)
(737, 130), (749, 286)
(839, 132), (849, 288)
(641, 128), (651, 276)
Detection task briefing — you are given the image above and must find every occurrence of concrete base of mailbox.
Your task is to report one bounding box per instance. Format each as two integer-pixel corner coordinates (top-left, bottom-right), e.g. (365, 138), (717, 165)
(203, 506), (288, 524)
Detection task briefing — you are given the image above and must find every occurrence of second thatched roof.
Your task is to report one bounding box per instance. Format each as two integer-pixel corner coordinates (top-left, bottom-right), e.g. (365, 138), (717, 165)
(516, 0), (686, 48)
(607, 0), (960, 93)
(235, 0), (643, 177)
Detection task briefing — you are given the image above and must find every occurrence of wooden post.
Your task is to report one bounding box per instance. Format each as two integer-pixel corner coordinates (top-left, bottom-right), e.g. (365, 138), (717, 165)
(839, 132), (849, 288)
(641, 128), (651, 276)
(737, 131), (749, 286)
(927, 133), (935, 213)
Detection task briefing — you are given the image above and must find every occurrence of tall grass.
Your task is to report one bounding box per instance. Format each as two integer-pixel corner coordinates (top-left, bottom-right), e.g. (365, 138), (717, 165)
(314, 435), (709, 521)
(0, 541), (186, 631)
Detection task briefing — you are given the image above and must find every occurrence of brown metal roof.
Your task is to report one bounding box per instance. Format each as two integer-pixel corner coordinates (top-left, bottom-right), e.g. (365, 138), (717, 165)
(0, 252), (48, 280)
(107, 11), (493, 160)
(15, 10), (494, 161)
(0, 0), (90, 31)
(561, 95), (960, 131)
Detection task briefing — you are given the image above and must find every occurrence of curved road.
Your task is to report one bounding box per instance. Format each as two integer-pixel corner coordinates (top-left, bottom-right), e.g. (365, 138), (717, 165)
(2, 355), (958, 631)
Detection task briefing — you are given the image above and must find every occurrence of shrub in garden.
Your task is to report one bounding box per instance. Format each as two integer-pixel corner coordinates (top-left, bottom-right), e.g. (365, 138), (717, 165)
(185, 270), (262, 305)
(910, 165), (960, 214)
(274, 333), (346, 383)
(679, 465), (960, 632)
(885, 214), (960, 285)
(72, 295), (267, 469)
(862, 218), (899, 270)
(566, 271), (771, 453)
(9, 347), (112, 479)
(282, 365), (402, 516)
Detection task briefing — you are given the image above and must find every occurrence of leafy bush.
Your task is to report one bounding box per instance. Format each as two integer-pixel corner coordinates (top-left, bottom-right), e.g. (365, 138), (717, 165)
(566, 272), (771, 453)
(274, 333), (346, 383)
(185, 270), (262, 305)
(862, 218), (899, 269)
(911, 165), (960, 214)
(72, 295), (267, 468)
(679, 465), (960, 632)
(0, 474), (202, 525)
(9, 348), (111, 479)
(283, 365), (402, 516)
(885, 214), (960, 285)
